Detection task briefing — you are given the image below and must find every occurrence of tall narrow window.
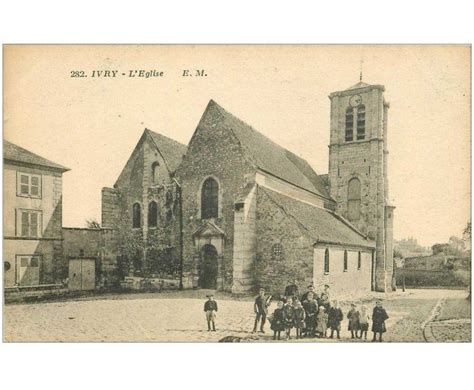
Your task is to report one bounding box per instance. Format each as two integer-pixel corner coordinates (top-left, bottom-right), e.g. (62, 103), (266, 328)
(148, 201), (158, 228)
(132, 203), (141, 228)
(324, 248), (330, 273)
(345, 107), (354, 142)
(358, 251), (362, 270)
(357, 104), (366, 140)
(151, 162), (160, 185)
(201, 177), (219, 219)
(343, 250), (348, 271)
(347, 177), (361, 221)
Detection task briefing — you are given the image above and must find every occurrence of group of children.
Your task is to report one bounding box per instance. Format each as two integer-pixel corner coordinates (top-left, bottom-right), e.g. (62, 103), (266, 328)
(203, 284), (389, 342)
(253, 285), (390, 341)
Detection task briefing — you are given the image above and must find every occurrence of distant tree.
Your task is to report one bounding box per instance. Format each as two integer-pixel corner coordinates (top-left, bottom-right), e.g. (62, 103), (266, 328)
(463, 222), (471, 240)
(393, 248), (404, 259)
(448, 236), (465, 255)
(86, 219), (101, 229)
(432, 243), (450, 255)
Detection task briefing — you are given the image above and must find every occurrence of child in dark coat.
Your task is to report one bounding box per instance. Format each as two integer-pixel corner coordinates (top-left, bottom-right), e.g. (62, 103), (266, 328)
(270, 301), (286, 340)
(292, 299), (306, 339)
(303, 292), (319, 338)
(372, 300), (389, 342)
(347, 303), (360, 339)
(204, 294), (218, 331)
(283, 296), (295, 340)
(328, 300), (343, 339)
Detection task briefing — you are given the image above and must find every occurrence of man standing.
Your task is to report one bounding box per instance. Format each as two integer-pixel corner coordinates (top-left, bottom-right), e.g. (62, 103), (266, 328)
(301, 285), (316, 303)
(253, 288), (270, 333)
(204, 294), (218, 331)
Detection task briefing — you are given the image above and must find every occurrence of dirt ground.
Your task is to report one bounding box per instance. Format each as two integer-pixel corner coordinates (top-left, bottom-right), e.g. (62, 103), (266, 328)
(3, 288), (470, 342)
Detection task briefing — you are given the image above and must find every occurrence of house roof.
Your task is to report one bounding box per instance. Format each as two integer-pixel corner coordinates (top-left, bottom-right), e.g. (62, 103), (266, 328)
(201, 100), (332, 200)
(260, 187), (374, 249)
(146, 129), (187, 173)
(3, 140), (70, 172)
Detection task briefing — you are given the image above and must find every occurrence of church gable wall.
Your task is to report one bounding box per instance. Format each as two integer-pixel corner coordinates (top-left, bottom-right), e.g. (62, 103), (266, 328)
(177, 122), (256, 291)
(254, 187), (314, 295)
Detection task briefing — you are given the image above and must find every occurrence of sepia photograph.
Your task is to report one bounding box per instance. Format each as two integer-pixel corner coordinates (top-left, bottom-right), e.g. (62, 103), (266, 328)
(2, 44), (471, 343)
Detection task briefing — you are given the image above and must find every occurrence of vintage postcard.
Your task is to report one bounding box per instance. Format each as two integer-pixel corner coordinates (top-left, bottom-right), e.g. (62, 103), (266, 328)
(3, 44), (471, 342)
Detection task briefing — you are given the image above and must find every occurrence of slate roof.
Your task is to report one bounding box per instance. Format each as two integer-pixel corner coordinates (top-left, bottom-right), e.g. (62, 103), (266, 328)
(261, 187), (374, 248)
(201, 100), (331, 199)
(146, 129), (187, 173)
(3, 140), (69, 172)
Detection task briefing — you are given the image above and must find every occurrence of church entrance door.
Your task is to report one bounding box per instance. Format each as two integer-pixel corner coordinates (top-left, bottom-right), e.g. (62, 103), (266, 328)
(200, 244), (218, 289)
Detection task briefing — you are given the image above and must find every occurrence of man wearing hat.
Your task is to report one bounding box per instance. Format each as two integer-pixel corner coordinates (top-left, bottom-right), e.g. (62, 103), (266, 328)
(204, 294), (218, 331)
(252, 288), (270, 333)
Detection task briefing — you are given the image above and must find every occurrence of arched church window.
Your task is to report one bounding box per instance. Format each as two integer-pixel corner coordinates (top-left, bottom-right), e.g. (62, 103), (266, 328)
(132, 203), (141, 228)
(347, 177), (361, 221)
(151, 162), (160, 185)
(324, 248), (330, 273)
(358, 251), (362, 270)
(357, 104), (366, 140)
(344, 250), (348, 272)
(201, 177), (219, 219)
(148, 201), (158, 228)
(345, 107), (354, 142)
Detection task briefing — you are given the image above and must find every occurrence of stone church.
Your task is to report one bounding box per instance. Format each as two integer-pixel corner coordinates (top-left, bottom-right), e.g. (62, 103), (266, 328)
(99, 80), (394, 294)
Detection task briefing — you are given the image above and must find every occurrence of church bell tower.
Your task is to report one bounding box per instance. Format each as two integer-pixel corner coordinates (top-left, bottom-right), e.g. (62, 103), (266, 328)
(328, 80), (395, 292)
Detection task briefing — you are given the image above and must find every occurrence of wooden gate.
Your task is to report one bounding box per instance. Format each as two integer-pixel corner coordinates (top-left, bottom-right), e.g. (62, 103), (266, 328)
(68, 258), (96, 291)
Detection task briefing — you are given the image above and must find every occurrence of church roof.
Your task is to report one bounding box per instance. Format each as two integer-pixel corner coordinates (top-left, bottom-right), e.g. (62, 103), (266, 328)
(146, 129), (187, 173)
(261, 187), (374, 248)
(4, 140), (70, 172)
(201, 100), (331, 200)
(346, 81), (371, 90)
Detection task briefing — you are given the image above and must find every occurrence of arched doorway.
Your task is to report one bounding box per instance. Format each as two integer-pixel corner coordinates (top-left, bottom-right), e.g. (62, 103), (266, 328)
(200, 244), (218, 289)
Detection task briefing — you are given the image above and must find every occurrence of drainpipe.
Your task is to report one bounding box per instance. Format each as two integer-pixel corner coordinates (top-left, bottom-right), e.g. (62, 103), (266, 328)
(173, 178), (184, 290)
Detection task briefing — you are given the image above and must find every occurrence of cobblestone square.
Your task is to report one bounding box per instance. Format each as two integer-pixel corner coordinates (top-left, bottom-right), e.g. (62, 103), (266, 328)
(4, 289), (470, 342)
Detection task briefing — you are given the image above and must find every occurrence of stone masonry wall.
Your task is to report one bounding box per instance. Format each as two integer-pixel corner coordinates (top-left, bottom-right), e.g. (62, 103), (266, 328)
(254, 187), (314, 295)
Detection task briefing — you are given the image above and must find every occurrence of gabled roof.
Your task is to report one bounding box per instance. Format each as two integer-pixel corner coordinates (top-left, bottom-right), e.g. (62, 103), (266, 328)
(146, 129), (187, 173)
(260, 187), (374, 249)
(3, 140), (69, 172)
(199, 100), (331, 200)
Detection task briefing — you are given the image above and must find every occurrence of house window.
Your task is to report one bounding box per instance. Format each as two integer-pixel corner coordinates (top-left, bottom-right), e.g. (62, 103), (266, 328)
(17, 172), (41, 198)
(18, 209), (42, 238)
(151, 162), (160, 185)
(132, 203), (141, 228)
(345, 107), (354, 142)
(148, 201), (158, 227)
(16, 255), (41, 286)
(358, 251), (362, 270)
(347, 177), (361, 221)
(324, 248), (330, 273)
(201, 177), (219, 219)
(344, 250), (348, 272)
(356, 105), (366, 140)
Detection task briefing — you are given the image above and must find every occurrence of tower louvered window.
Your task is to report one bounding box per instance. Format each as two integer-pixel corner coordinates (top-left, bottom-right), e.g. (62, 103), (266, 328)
(345, 107), (354, 142)
(347, 177), (361, 221)
(357, 104), (366, 140)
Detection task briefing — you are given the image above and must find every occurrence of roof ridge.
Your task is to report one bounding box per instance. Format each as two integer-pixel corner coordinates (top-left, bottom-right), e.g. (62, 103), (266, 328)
(203, 100), (327, 198)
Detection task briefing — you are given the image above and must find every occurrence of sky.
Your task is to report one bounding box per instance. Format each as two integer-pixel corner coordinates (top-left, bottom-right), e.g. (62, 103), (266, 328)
(3, 45), (471, 247)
